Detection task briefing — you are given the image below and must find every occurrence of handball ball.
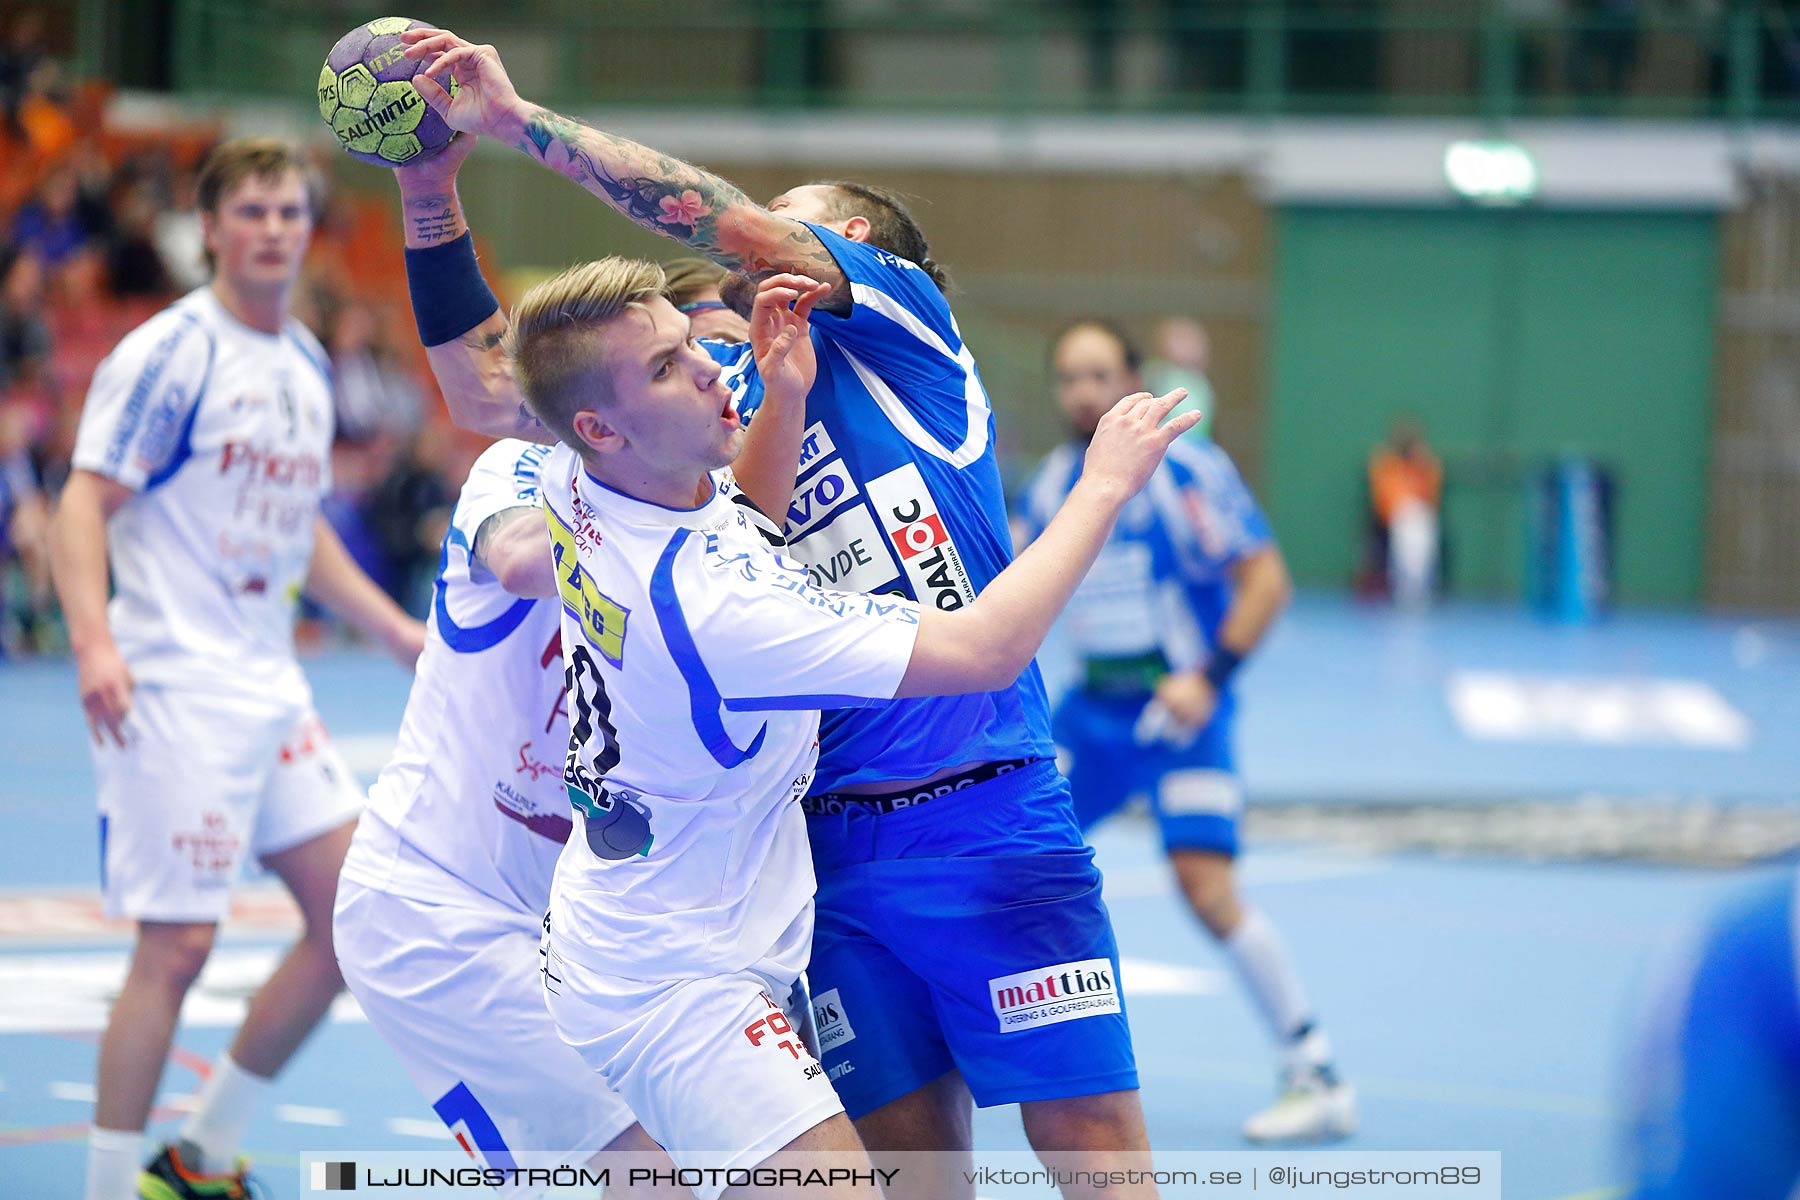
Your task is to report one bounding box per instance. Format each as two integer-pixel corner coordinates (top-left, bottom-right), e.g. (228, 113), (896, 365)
(318, 16), (456, 167)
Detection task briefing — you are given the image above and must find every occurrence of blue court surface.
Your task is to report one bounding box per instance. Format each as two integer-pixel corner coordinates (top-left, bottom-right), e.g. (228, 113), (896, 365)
(3, 597), (1796, 1199)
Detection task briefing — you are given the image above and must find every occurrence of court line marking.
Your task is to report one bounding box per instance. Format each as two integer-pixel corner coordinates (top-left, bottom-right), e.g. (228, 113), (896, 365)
(1101, 855), (1388, 901)
(387, 1117), (452, 1140)
(274, 1104), (347, 1127)
(0, 1039), (212, 1147)
(1175, 1061), (1611, 1119)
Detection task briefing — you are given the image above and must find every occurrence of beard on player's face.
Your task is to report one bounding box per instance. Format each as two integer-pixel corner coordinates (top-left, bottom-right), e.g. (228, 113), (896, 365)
(719, 271), (757, 319)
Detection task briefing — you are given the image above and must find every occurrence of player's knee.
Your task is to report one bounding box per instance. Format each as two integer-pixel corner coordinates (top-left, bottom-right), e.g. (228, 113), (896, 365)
(1019, 1090), (1149, 1154)
(1171, 852), (1239, 936)
(133, 923), (216, 991)
(1190, 890), (1241, 939)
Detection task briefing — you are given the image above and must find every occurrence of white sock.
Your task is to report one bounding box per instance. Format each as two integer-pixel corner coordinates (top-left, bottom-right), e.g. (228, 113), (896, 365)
(1285, 1024), (1338, 1082)
(179, 1053), (270, 1173)
(86, 1126), (146, 1200)
(1223, 906), (1326, 1064)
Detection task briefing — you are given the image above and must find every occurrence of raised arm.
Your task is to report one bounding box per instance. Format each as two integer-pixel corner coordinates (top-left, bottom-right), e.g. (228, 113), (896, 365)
(729, 274), (831, 520)
(896, 390), (1197, 697)
(400, 30), (849, 307)
(395, 135), (554, 442)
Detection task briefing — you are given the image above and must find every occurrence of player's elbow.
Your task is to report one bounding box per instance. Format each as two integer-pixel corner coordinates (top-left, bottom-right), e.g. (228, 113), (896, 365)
(712, 205), (780, 265)
(898, 612), (1029, 698)
(437, 388), (492, 436)
(54, 471), (124, 530)
(491, 551), (557, 601)
(953, 621), (1033, 694)
(1260, 548), (1294, 611)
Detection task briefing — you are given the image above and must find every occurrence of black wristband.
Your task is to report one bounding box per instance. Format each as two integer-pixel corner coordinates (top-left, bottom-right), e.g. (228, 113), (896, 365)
(405, 232), (499, 347)
(1203, 646), (1244, 690)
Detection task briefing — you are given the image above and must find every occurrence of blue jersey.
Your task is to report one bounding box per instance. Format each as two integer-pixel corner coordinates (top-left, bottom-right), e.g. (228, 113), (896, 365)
(1018, 436), (1272, 696)
(715, 223), (1053, 790)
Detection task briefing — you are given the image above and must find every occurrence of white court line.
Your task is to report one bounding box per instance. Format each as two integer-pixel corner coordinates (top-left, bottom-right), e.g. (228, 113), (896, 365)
(1179, 1060), (1610, 1120)
(1101, 853), (1386, 902)
(162, 1093), (200, 1113)
(48, 1080), (96, 1103)
(387, 1118), (452, 1140)
(276, 1104), (347, 1127)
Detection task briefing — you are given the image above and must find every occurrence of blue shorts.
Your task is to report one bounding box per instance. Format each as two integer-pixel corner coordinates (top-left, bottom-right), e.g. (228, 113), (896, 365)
(1054, 688), (1242, 856)
(805, 758), (1139, 1117)
(1628, 871), (1800, 1200)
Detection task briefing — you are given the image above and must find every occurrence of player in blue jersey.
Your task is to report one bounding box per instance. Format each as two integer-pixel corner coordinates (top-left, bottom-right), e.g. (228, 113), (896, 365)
(1018, 321), (1356, 1144)
(395, 29), (1159, 1194)
(1624, 867), (1800, 1200)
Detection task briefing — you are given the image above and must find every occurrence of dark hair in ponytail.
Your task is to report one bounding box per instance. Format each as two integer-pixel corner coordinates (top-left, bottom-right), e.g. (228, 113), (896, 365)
(808, 180), (950, 292)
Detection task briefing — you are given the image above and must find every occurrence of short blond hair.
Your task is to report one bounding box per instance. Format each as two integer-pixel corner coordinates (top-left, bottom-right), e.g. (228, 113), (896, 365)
(505, 257), (668, 447)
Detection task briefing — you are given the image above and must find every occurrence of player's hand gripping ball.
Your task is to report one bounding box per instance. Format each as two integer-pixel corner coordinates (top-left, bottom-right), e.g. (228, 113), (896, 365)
(318, 16), (457, 167)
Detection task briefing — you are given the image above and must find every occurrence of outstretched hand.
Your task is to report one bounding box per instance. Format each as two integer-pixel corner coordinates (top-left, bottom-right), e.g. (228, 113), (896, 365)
(402, 28), (525, 141)
(750, 274), (831, 401)
(394, 129), (477, 193)
(1080, 388), (1199, 501)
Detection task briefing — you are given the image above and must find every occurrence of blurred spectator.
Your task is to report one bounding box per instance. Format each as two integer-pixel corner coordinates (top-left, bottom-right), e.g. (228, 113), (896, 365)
(152, 164), (209, 292)
(319, 433), (398, 611)
(1366, 418), (1443, 610)
(69, 140), (117, 232)
(352, 424), (459, 611)
(1569, 0), (1641, 97)
(0, 7), (47, 137)
(0, 7), (71, 159)
(10, 161), (104, 269)
(0, 401), (53, 654)
(0, 246), (52, 390)
(105, 181), (176, 299)
(663, 256), (750, 343)
(1143, 316), (1214, 440)
(322, 299), (424, 441)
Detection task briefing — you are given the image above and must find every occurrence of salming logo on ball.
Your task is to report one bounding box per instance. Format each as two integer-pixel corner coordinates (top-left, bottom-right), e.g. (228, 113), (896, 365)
(319, 16), (460, 167)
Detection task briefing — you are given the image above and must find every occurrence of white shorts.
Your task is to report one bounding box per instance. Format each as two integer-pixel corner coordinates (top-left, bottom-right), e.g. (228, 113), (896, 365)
(541, 909), (842, 1200)
(334, 880), (637, 1197)
(95, 685), (362, 922)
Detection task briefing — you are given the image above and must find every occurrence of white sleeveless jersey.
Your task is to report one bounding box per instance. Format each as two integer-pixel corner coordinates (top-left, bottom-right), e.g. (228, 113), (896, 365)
(541, 446), (920, 982)
(341, 439), (572, 913)
(70, 287), (334, 706)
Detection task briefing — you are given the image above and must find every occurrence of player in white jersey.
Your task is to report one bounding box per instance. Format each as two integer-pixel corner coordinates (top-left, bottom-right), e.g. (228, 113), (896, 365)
(334, 438), (658, 1197)
(437, 255), (1196, 1198)
(335, 260), (816, 1195)
(47, 140), (425, 1200)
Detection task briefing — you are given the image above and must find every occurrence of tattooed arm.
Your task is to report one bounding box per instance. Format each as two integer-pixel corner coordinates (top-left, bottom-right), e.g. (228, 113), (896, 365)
(394, 136), (556, 443)
(401, 29), (851, 311)
(425, 311), (553, 444)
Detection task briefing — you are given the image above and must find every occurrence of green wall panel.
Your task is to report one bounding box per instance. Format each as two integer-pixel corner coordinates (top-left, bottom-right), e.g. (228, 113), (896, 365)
(1267, 207), (1716, 605)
